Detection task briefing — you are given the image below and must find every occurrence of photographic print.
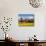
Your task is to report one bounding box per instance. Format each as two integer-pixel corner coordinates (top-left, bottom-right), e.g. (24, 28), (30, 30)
(18, 14), (34, 26)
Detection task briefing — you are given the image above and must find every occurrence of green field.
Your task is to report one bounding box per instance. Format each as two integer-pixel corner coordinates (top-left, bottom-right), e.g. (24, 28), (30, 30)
(18, 23), (34, 26)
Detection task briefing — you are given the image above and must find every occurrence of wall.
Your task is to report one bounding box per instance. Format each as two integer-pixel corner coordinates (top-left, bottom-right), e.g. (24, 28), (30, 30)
(0, 0), (46, 40)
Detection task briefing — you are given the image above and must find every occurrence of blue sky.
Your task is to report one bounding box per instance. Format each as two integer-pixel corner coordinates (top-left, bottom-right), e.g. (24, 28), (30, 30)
(19, 14), (34, 19)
